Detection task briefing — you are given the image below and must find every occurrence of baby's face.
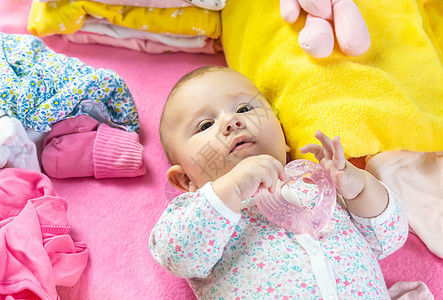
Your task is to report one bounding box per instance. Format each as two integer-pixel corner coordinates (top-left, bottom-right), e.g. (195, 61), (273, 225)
(168, 69), (288, 188)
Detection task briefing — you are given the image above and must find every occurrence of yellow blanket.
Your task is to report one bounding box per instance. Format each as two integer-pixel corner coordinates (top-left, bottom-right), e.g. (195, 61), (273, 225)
(28, 0), (221, 38)
(221, 0), (443, 160)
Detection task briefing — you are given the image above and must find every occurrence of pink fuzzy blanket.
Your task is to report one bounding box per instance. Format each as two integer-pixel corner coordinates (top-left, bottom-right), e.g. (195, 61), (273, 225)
(1, 0), (441, 299)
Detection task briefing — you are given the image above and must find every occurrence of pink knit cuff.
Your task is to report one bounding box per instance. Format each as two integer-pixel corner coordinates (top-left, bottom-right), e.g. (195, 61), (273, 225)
(93, 124), (146, 179)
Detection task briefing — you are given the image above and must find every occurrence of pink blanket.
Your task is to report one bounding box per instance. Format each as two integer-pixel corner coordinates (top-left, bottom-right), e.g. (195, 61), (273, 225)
(1, 0), (442, 299)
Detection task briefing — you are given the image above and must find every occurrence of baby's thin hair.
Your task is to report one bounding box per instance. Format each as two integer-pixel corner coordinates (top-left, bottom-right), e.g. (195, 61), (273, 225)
(160, 65), (229, 164)
(168, 65), (229, 99)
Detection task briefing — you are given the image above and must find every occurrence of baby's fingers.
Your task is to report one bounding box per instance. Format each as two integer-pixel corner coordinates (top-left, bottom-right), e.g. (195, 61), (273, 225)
(255, 157), (285, 193)
(314, 130), (334, 160)
(271, 158), (289, 183)
(332, 136), (346, 171)
(300, 144), (325, 162)
(267, 158), (288, 192)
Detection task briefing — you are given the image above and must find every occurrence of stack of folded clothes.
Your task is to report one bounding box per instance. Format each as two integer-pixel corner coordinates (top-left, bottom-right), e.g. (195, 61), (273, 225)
(27, 0), (224, 54)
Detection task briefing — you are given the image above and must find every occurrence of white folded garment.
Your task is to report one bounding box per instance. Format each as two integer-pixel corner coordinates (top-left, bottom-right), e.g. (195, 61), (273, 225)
(0, 110), (41, 172)
(81, 21), (208, 48)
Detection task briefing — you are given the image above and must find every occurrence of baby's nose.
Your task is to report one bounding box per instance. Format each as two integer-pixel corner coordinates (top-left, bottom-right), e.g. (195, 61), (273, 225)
(222, 118), (244, 135)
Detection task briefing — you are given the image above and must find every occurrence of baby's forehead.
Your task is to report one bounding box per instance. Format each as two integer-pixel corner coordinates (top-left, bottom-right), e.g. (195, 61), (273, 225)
(165, 68), (261, 114)
(181, 69), (232, 87)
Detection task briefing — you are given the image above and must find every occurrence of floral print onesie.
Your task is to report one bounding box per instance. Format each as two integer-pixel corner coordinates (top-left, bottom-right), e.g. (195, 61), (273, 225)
(149, 180), (408, 299)
(0, 33), (139, 133)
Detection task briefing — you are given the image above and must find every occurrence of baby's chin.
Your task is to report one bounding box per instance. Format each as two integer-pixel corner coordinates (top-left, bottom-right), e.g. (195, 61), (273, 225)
(233, 150), (287, 166)
(192, 152), (286, 188)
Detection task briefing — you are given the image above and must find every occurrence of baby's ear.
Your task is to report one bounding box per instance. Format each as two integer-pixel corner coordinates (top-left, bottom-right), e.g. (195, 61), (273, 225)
(285, 143), (292, 164)
(280, 122), (290, 153)
(167, 165), (193, 193)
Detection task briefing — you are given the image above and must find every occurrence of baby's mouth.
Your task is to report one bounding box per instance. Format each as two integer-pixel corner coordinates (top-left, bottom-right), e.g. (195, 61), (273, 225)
(229, 136), (255, 154)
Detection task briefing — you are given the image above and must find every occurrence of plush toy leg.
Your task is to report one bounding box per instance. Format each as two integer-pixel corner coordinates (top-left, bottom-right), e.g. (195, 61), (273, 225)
(299, 0), (332, 19)
(299, 14), (334, 58)
(332, 0), (370, 56)
(280, 0), (301, 23)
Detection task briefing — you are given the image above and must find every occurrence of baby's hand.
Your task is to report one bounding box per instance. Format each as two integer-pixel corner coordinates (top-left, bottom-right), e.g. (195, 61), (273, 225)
(212, 155), (288, 213)
(300, 130), (365, 200)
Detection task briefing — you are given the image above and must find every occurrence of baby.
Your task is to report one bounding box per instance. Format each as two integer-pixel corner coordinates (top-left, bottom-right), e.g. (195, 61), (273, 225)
(150, 66), (408, 299)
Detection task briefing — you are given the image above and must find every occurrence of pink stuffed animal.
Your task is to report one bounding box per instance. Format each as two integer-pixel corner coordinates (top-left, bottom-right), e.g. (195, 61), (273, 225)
(280, 0), (371, 58)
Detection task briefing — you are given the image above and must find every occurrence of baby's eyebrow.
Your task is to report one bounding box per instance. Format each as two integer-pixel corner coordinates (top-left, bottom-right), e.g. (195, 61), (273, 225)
(189, 106), (209, 121)
(184, 106), (210, 130)
(228, 92), (257, 100)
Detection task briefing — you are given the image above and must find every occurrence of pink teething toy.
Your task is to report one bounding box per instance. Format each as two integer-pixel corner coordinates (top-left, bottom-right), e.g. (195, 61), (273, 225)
(255, 159), (336, 236)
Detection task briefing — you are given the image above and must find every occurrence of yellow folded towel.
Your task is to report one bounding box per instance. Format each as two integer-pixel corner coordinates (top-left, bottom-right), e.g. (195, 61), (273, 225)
(221, 0), (443, 160)
(28, 0), (221, 38)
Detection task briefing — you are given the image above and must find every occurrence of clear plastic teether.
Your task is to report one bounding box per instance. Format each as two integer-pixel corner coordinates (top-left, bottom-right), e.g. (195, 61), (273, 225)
(254, 159), (337, 236)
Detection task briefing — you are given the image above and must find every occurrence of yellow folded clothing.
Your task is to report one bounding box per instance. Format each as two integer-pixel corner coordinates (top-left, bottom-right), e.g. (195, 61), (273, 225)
(221, 0), (443, 159)
(28, 0), (221, 38)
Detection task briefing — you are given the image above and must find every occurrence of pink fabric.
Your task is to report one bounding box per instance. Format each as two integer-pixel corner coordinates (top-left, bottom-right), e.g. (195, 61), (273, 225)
(93, 123), (146, 178)
(0, 168), (89, 299)
(43, 115), (99, 140)
(1, 1), (441, 299)
(42, 116), (98, 178)
(62, 31), (222, 54)
(388, 281), (434, 300)
(42, 115), (146, 179)
(365, 151), (443, 258)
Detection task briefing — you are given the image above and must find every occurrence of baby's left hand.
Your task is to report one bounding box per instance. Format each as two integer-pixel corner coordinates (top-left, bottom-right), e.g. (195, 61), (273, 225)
(300, 130), (365, 200)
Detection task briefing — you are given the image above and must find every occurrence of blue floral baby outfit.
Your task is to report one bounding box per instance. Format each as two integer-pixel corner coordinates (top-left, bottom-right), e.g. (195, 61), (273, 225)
(0, 33), (139, 132)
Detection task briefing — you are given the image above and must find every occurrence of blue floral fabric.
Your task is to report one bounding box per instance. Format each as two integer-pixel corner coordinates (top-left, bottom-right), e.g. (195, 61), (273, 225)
(0, 33), (140, 132)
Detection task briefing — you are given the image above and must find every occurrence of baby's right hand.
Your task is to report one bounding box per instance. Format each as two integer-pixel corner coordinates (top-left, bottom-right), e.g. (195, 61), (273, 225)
(212, 155), (288, 213)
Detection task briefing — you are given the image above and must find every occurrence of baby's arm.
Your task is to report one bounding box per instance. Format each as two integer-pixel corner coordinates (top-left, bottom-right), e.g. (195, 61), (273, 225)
(349, 187), (409, 259)
(149, 186), (240, 278)
(212, 154), (288, 213)
(300, 130), (388, 218)
(301, 131), (408, 257)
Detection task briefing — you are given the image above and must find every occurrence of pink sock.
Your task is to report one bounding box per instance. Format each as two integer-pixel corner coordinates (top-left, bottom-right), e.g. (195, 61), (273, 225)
(42, 130), (96, 178)
(42, 116), (146, 179)
(43, 115), (99, 148)
(93, 123), (146, 179)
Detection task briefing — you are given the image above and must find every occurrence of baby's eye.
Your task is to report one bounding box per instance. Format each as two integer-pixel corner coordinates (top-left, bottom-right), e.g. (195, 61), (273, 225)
(199, 121), (214, 132)
(236, 105), (252, 113)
